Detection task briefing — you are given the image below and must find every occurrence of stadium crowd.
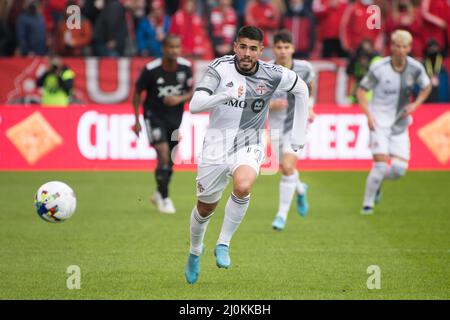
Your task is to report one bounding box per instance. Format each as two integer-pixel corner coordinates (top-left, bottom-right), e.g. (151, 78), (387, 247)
(0, 0), (449, 102)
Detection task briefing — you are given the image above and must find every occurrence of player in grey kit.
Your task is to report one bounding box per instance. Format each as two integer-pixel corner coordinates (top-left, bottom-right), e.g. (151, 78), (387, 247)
(268, 30), (316, 231)
(184, 26), (310, 284)
(358, 30), (431, 215)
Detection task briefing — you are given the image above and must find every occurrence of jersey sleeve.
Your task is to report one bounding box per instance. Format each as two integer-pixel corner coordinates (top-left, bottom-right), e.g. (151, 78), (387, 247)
(277, 67), (300, 93)
(195, 65), (221, 95)
(303, 62), (316, 84)
(359, 66), (378, 91)
(135, 68), (151, 92)
(416, 63), (431, 89)
(185, 66), (194, 91)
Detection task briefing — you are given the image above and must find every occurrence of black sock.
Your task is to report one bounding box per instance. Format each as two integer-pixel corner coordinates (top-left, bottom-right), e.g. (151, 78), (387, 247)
(155, 165), (172, 199)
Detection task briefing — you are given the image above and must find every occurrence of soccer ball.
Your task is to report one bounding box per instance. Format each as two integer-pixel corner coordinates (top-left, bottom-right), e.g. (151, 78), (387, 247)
(34, 181), (77, 223)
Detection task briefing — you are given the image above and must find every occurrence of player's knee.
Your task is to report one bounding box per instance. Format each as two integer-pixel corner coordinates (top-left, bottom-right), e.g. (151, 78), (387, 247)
(196, 201), (217, 217)
(281, 163), (295, 176)
(233, 180), (252, 198)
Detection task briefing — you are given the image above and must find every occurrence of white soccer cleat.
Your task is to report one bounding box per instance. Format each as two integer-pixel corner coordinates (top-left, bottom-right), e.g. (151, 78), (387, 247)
(150, 191), (163, 209)
(159, 198), (176, 214)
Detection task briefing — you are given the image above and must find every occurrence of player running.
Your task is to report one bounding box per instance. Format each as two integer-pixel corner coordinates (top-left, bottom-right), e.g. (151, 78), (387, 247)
(132, 35), (193, 214)
(357, 30), (431, 215)
(268, 30), (316, 231)
(184, 26), (310, 284)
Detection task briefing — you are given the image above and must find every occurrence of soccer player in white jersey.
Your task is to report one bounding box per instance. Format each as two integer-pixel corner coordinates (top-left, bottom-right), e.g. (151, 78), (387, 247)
(357, 30), (431, 215)
(269, 30), (316, 231)
(184, 26), (310, 284)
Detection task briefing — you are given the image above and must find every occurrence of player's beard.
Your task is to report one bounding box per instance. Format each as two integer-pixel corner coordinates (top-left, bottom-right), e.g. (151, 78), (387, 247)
(237, 57), (256, 73)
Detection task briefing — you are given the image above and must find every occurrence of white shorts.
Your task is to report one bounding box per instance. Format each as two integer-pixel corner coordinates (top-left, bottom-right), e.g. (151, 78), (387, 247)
(196, 145), (265, 204)
(370, 126), (410, 160)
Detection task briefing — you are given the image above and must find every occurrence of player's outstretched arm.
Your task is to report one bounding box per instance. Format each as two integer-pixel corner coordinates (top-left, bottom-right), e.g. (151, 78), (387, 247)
(277, 67), (309, 151)
(307, 81), (316, 123)
(289, 77), (310, 151)
(189, 85), (243, 114)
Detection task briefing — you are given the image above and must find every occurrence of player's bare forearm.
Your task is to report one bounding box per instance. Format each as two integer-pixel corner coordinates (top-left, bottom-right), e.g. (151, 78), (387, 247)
(132, 89), (141, 120)
(357, 87), (375, 130)
(413, 84), (432, 110)
(356, 87), (371, 116)
(132, 89), (142, 137)
(403, 84), (432, 117)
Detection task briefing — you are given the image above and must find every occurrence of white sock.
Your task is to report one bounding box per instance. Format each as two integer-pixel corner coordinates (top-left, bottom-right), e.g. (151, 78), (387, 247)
(189, 206), (214, 256)
(363, 162), (388, 207)
(276, 172), (298, 220)
(217, 193), (250, 247)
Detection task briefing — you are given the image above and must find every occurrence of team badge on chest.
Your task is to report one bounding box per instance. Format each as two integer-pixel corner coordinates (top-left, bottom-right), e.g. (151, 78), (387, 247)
(256, 82), (268, 95)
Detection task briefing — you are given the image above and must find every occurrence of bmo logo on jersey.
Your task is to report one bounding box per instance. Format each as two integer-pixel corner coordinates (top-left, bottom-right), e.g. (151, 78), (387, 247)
(157, 84), (183, 98)
(225, 98), (265, 113)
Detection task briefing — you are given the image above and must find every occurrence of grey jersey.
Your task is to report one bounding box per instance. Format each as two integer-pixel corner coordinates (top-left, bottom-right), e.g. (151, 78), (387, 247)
(195, 55), (301, 163)
(360, 56), (430, 131)
(269, 59), (315, 134)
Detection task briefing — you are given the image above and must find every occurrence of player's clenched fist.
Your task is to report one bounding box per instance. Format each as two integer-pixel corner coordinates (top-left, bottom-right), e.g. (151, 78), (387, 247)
(237, 85), (244, 98)
(132, 121), (141, 137)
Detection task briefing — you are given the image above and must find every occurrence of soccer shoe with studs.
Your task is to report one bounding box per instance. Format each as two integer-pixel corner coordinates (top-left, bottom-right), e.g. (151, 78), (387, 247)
(214, 244), (231, 269)
(184, 245), (205, 284)
(272, 216), (286, 231)
(360, 206), (374, 215)
(150, 191), (162, 209)
(159, 198), (176, 214)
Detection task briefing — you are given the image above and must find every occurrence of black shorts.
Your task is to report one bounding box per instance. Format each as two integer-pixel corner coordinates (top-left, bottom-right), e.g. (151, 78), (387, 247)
(144, 115), (180, 151)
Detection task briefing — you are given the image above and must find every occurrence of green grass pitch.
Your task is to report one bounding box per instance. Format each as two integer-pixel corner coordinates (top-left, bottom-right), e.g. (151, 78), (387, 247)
(0, 171), (449, 299)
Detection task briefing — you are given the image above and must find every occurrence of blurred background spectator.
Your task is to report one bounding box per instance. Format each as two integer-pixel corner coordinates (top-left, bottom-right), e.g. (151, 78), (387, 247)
(312, 0), (348, 58)
(81, 0), (102, 26)
(42, 0), (67, 33)
(245, 0), (280, 57)
(0, 0), (448, 61)
(340, 0), (382, 55)
(283, 0), (316, 58)
(346, 39), (380, 103)
(0, 0), (13, 56)
(209, 0), (237, 57)
(421, 0), (449, 54)
(136, 0), (170, 57)
(385, 0), (424, 58)
(423, 39), (449, 103)
(92, 0), (128, 57)
(54, 1), (93, 56)
(16, 0), (47, 56)
(169, 0), (213, 60)
(233, 0), (247, 28)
